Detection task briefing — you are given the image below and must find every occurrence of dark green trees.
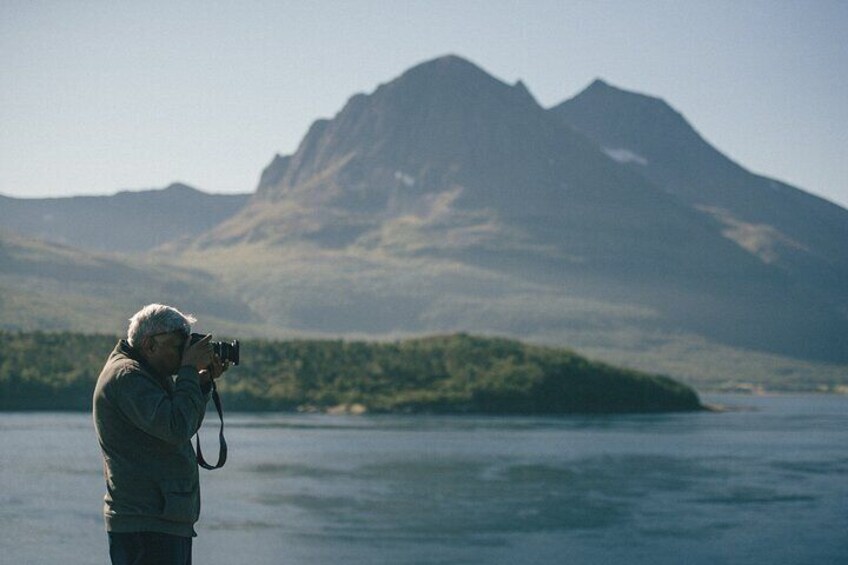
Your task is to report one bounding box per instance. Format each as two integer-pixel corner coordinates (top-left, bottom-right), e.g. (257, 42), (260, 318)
(0, 332), (701, 413)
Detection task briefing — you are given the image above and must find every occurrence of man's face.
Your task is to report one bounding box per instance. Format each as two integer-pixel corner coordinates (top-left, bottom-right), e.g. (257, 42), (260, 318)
(145, 331), (187, 377)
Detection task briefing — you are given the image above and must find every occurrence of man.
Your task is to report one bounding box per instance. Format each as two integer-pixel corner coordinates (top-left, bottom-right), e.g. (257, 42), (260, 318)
(93, 303), (228, 565)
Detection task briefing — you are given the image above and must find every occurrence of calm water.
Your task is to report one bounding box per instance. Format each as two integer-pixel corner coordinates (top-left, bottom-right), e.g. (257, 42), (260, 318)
(1, 394), (847, 564)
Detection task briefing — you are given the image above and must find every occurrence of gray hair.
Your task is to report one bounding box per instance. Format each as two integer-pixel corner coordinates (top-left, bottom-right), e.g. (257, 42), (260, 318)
(127, 303), (197, 348)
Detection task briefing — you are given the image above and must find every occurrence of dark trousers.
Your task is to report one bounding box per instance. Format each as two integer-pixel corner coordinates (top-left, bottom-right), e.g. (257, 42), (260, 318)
(108, 531), (192, 565)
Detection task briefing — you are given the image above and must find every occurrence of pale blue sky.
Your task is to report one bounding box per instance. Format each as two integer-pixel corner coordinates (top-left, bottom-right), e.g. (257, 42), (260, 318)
(2, 1), (846, 209)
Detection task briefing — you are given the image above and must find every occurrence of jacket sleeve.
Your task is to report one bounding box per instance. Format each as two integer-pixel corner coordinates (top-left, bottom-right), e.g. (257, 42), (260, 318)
(111, 367), (210, 445)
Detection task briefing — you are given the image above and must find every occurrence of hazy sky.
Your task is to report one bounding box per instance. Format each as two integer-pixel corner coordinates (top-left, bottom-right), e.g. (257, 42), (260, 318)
(2, 1), (846, 209)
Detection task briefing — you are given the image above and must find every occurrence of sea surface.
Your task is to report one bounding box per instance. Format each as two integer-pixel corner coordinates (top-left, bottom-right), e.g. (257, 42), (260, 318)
(1, 394), (846, 564)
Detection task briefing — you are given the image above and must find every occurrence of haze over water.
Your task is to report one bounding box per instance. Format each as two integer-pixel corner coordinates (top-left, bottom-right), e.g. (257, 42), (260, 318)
(2, 394), (846, 564)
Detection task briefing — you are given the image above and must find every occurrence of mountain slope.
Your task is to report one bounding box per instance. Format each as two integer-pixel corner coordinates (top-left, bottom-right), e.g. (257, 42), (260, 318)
(0, 183), (249, 253)
(0, 231), (257, 335)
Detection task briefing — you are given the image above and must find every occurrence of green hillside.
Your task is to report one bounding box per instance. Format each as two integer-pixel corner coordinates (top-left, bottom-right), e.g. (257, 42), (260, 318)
(0, 232), (258, 335)
(0, 332), (702, 414)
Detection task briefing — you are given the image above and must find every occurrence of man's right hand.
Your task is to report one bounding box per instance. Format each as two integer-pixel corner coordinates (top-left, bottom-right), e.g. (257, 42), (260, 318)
(182, 334), (213, 371)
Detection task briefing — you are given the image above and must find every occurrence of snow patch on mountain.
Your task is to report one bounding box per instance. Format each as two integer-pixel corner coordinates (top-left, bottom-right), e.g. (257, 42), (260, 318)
(394, 171), (416, 188)
(603, 147), (648, 166)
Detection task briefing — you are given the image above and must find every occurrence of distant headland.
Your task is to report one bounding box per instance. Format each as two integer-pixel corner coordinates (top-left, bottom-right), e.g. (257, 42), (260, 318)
(0, 332), (702, 414)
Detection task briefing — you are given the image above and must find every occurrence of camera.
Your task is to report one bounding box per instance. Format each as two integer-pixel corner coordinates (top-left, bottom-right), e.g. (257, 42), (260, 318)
(190, 333), (240, 366)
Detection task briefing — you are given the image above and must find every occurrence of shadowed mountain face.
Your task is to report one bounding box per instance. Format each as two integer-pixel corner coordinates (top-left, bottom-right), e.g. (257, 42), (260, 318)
(0, 183), (249, 253)
(187, 55), (846, 363)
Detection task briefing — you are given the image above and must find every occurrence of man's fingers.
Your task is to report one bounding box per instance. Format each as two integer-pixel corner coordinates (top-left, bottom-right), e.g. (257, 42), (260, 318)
(195, 334), (212, 349)
(182, 334), (215, 370)
(183, 333), (211, 355)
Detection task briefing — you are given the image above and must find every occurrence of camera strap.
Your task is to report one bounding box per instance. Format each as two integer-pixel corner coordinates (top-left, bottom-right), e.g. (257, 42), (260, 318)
(196, 379), (227, 470)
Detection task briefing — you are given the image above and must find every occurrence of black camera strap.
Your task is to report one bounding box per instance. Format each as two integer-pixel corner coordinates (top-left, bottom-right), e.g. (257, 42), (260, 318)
(196, 379), (227, 470)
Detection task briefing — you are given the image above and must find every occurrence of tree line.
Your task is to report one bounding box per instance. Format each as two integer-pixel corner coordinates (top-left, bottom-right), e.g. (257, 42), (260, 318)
(0, 331), (702, 413)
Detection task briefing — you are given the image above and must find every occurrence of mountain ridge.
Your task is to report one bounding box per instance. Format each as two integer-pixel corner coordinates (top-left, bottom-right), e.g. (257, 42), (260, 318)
(0, 183), (249, 253)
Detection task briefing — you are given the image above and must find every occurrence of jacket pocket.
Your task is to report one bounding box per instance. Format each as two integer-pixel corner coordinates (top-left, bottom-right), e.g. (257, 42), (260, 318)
(159, 478), (199, 523)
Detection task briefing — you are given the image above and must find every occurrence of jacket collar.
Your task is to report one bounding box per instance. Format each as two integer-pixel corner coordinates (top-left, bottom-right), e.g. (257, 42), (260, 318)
(114, 339), (169, 383)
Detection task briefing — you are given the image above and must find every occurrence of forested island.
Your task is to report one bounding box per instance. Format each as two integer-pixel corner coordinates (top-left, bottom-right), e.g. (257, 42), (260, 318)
(0, 332), (703, 413)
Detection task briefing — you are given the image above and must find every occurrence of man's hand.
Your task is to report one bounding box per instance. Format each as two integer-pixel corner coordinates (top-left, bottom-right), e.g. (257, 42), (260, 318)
(182, 334), (213, 371)
(199, 355), (230, 388)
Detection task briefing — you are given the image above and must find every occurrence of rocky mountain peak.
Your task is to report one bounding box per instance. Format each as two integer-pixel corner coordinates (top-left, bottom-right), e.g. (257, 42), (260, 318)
(373, 54), (540, 113)
(556, 78), (686, 137)
(255, 55), (558, 201)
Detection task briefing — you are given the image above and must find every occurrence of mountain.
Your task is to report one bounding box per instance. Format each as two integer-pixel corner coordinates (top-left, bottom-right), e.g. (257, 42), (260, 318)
(0, 183), (249, 253)
(550, 80), (848, 315)
(184, 55), (847, 365)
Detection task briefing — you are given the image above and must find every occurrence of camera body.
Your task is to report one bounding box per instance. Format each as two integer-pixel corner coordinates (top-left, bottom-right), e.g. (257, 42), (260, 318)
(190, 332), (240, 366)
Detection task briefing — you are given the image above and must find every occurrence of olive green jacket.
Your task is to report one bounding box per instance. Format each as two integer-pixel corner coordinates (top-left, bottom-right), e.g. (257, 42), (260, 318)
(93, 340), (210, 537)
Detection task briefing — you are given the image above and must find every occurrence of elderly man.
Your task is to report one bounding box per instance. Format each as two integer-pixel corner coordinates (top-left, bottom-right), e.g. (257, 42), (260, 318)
(93, 303), (227, 565)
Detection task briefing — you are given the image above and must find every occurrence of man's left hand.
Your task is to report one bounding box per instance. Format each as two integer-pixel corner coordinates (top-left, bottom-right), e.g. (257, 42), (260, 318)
(199, 355), (230, 388)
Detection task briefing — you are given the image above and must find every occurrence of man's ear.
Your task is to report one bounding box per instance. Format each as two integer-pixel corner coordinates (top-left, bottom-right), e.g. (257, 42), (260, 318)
(139, 336), (156, 356)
